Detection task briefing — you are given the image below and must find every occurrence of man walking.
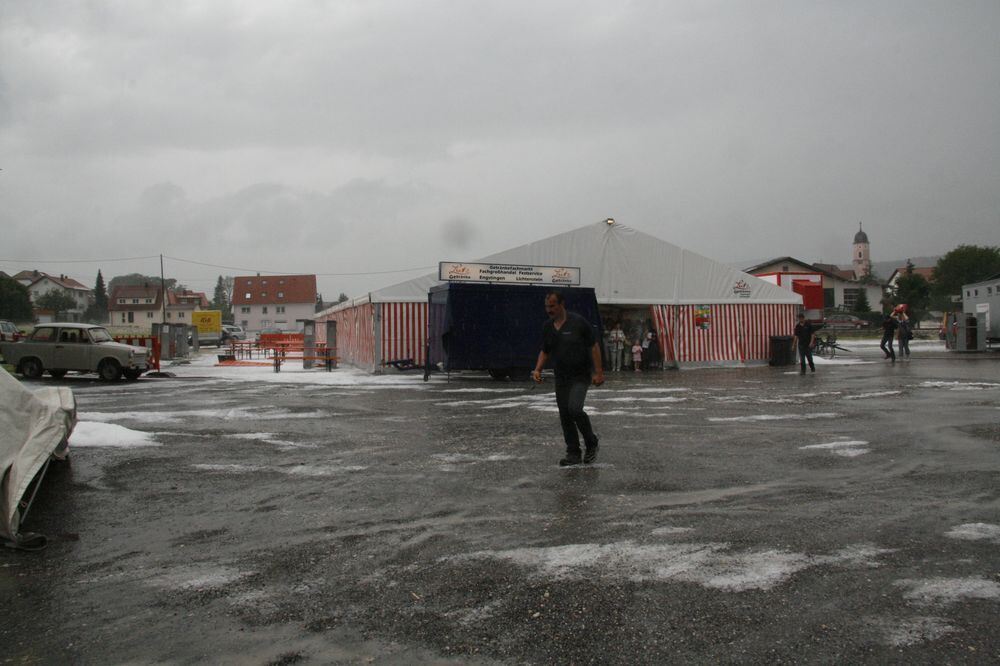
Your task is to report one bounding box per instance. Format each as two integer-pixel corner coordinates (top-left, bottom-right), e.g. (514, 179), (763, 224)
(792, 313), (816, 374)
(532, 291), (605, 466)
(880, 313), (898, 362)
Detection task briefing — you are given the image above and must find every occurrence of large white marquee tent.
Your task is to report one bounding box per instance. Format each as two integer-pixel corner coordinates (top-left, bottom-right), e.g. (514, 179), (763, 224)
(316, 221), (801, 371)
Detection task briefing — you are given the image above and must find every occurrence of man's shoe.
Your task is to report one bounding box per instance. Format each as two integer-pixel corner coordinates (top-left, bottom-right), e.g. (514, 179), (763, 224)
(559, 454), (582, 467)
(584, 441), (600, 464)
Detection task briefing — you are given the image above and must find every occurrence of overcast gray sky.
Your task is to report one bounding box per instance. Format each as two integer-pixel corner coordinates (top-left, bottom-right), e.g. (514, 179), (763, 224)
(1, 1), (998, 298)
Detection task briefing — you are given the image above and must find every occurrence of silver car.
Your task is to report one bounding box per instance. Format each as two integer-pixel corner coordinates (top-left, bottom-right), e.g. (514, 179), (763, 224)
(0, 323), (151, 381)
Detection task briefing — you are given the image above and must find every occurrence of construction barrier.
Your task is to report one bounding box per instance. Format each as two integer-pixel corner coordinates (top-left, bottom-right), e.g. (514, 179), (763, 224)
(113, 336), (161, 371)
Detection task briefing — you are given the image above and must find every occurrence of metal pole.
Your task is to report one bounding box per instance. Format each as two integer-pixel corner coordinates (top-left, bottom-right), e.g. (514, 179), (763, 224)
(160, 254), (166, 325)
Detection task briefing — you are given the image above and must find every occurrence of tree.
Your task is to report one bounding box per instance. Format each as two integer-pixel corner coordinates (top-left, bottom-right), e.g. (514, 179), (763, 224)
(931, 245), (1000, 309)
(211, 275), (232, 320)
(893, 261), (931, 323)
(107, 273), (177, 294)
(337, 292), (349, 304)
(0, 276), (33, 322)
(853, 289), (871, 314)
(315, 293), (325, 313)
(35, 289), (78, 320)
(83, 269), (108, 323)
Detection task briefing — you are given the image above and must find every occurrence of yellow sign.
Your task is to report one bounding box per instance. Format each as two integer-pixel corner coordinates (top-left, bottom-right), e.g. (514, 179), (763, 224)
(193, 310), (221, 335)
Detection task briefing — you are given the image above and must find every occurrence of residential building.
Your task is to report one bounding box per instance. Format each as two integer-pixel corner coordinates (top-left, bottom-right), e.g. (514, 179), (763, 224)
(745, 257), (883, 312)
(166, 289), (210, 325)
(107, 285), (210, 332)
(886, 265), (935, 293)
(108, 284), (163, 331)
(231, 274), (317, 334)
(13, 270), (92, 321)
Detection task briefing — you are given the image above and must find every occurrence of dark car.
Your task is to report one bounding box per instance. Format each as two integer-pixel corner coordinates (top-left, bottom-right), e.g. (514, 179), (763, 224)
(823, 314), (870, 330)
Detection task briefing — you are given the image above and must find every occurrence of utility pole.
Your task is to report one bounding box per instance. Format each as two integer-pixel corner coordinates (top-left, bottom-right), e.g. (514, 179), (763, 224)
(160, 253), (166, 324)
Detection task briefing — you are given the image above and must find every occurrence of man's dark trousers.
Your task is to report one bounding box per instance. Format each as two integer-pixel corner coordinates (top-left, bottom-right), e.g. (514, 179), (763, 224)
(555, 379), (597, 456)
(880, 335), (895, 361)
(798, 345), (815, 372)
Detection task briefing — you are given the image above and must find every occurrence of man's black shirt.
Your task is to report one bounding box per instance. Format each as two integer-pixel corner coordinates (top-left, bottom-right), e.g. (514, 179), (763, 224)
(794, 321), (815, 347)
(542, 312), (595, 382)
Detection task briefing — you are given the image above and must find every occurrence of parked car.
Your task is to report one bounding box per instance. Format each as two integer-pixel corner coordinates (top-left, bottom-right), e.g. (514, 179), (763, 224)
(221, 324), (246, 342)
(0, 320), (22, 343)
(823, 314), (871, 330)
(0, 323), (152, 381)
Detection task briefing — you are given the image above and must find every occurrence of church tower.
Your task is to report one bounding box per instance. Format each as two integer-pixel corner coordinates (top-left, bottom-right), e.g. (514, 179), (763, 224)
(852, 222), (871, 279)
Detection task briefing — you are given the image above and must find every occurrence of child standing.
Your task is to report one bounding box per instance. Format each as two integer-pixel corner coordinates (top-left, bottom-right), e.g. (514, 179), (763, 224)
(631, 339), (643, 372)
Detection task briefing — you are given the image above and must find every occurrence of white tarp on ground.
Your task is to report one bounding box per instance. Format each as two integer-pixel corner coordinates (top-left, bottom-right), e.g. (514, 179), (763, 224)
(0, 370), (75, 543)
(319, 221), (800, 313)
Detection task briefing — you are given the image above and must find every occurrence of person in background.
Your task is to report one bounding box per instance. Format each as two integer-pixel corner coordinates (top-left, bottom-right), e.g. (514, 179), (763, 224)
(880, 313), (899, 362)
(792, 313), (816, 374)
(609, 322), (626, 372)
(631, 338), (643, 372)
(897, 311), (912, 360)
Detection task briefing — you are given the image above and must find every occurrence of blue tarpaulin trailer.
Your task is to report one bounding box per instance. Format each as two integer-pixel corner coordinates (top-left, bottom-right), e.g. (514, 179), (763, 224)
(426, 283), (602, 379)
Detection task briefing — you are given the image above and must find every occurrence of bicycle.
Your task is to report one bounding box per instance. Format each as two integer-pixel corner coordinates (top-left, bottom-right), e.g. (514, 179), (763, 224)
(812, 333), (850, 359)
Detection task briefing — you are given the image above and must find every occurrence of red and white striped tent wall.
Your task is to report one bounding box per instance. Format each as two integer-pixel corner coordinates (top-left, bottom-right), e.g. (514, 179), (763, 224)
(316, 222), (802, 371)
(315, 298), (429, 372)
(651, 303), (799, 366)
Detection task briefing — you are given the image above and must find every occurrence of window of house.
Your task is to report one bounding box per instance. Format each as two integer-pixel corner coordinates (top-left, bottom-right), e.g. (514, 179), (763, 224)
(132, 298), (139, 304)
(145, 298), (152, 303)
(245, 292), (251, 299)
(240, 306), (250, 314)
(782, 265), (789, 272)
(247, 280), (252, 285)
(843, 288), (861, 310)
(262, 306), (268, 314)
(262, 280), (267, 285)
(241, 320), (248, 328)
(261, 292), (267, 298)
(127, 312), (134, 323)
(974, 289), (979, 296)
(178, 312), (185, 318)
(277, 291), (284, 298)
(147, 312), (154, 319)
(276, 306), (285, 313)
(121, 313), (126, 323)
(279, 279), (285, 285)
(118, 298), (125, 304)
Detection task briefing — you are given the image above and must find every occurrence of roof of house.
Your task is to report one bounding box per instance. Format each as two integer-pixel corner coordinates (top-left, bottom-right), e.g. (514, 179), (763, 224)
(16, 270), (89, 291)
(108, 285), (162, 311)
(887, 266), (936, 284)
(811, 263), (859, 281)
(167, 290), (210, 308)
(231, 275), (317, 305)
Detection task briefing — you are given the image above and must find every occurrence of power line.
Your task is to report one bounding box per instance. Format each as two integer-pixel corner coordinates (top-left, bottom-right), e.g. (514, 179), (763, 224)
(0, 255), (159, 264)
(162, 255), (435, 277)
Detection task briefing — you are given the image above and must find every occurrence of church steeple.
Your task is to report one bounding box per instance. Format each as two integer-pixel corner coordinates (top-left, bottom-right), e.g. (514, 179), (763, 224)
(852, 222), (871, 279)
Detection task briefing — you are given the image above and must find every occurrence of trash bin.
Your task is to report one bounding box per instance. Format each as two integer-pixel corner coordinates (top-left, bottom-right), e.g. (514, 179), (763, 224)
(769, 335), (795, 366)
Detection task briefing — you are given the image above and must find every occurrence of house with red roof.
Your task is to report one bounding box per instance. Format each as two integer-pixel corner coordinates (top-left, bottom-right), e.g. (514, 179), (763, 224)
(108, 285), (209, 332)
(13, 270), (92, 322)
(231, 275), (316, 334)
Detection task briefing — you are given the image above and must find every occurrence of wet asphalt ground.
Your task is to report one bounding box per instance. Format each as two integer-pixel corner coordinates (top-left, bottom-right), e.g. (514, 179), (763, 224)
(3, 343), (1000, 665)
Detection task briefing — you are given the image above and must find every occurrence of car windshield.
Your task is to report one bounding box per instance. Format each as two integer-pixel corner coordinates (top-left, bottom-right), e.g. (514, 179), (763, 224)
(88, 327), (114, 343)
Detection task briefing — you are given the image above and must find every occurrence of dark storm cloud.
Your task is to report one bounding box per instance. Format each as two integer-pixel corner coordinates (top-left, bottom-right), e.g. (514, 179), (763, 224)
(1, 1), (997, 296)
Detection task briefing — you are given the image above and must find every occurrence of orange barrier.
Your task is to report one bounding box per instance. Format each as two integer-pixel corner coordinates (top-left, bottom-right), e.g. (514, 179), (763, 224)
(113, 336), (161, 371)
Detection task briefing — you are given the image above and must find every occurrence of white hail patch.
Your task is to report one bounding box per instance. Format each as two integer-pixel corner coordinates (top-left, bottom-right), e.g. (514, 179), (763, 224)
(69, 421), (159, 448)
(448, 541), (892, 592)
(844, 391), (902, 400)
(944, 523), (1000, 544)
(707, 413), (840, 422)
(799, 440), (871, 457)
(882, 616), (957, 647)
(895, 577), (1000, 606)
(919, 381), (1000, 391)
